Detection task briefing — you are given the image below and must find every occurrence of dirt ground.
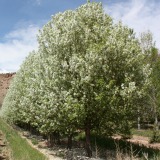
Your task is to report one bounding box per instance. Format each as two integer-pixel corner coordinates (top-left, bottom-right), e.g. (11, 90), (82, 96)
(0, 73), (15, 108)
(0, 130), (10, 160)
(113, 135), (160, 150)
(20, 131), (63, 160)
(20, 131), (160, 160)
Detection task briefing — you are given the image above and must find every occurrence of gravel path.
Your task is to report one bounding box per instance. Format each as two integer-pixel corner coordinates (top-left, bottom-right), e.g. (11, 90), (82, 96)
(20, 132), (62, 160)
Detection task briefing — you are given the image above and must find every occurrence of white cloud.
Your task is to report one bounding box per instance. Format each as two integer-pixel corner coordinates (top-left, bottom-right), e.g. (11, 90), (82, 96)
(0, 25), (39, 72)
(104, 0), (160, 49)
(35, 0), (42, 5)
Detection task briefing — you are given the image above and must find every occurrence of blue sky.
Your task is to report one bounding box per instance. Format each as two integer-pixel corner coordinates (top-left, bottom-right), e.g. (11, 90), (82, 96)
(0, 0), (160, 72)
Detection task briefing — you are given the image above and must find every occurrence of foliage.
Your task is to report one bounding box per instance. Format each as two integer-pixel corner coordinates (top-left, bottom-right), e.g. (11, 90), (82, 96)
(140, 31), (160, 129)
(150, 129), (160, 143)
(132, 129), (153, 138)
(139, 30), (155, 56)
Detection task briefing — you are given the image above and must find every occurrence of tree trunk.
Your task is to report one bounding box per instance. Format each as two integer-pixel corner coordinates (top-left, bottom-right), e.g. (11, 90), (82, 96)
(57, 132), (61, 145)
(48, 133), (54, 147)
(85, 126), (92, 157)
(53, 132), (61, 145)
(67, 134), (73, 150)
(137, 116), (141, 130)
(155, 115), (159, 130)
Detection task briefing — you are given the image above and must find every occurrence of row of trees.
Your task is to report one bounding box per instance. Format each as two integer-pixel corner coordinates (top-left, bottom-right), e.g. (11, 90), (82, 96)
(139, 31), (160, 133)
(0, 2), (158, 157)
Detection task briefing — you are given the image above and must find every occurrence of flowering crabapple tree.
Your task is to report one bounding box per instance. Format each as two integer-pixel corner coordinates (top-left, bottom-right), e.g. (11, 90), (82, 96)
(37, 2), (149, 156)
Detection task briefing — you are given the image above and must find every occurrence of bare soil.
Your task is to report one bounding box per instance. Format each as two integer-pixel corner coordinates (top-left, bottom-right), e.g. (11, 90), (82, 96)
(20, 131), (63, 160)
(0, 131), (10, 160)
(20, 131), (160, 160)
(0, 73), (15, 108)
(113, 135), (160, 150)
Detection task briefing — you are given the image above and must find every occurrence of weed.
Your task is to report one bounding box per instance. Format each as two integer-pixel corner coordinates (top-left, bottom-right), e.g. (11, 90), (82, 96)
(31, 138), (39, 145)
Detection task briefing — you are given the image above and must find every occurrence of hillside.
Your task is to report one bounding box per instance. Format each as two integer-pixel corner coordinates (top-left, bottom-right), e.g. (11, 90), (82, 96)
(0, 73), (15, 107)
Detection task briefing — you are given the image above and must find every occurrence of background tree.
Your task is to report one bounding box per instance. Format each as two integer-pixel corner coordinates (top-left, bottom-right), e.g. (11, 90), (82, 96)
(139, 31), (160, 132)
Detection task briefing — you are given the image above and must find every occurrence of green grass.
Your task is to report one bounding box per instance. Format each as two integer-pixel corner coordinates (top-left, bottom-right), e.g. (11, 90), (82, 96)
(132, 128), (153, 138)
(0, 118), (47, 160)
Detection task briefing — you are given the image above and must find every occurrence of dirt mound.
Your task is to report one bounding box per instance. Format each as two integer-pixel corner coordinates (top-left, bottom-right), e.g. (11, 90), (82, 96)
(0, 131), (10, 160)
(0, 73), (15, 108)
